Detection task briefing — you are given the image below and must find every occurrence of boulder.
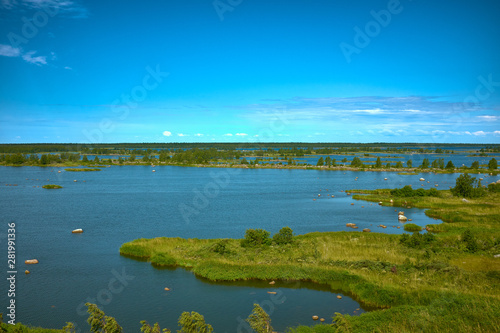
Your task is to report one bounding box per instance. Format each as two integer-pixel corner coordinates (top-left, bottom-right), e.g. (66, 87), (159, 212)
(398, 211), (405, 216)
(337, 295), (342, 299)
(25, 259), (39, 264)
(72, 228), (83, 233)
(25, 270), (30, 274)
(269, 281), (275, 285)
(419, 178), (425, 181)
(312, 316), (319, 320)
(398, 215), (408, 221)
(362, 228), (371, 232)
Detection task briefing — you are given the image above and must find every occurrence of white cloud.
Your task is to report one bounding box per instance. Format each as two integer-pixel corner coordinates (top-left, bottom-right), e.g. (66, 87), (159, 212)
(254, 135), (259, 137)
(194, 133), (203, 137)
(177, 133), (188, 137)
(64, 66), (73, 70)
(494, 131), (500, 136)
(236, 133), (248, 136)
(465, 131), (472, 135)
(162, 131), (172, 137)
(477, 115), (499, 121)
(472, 131), (486, 136)
(20, 0), (89, 18)
(223, 133), (233, 136)
(22, 51), (47, 66)
(432, 130), (446, 135)
(0, 44), (21, 57)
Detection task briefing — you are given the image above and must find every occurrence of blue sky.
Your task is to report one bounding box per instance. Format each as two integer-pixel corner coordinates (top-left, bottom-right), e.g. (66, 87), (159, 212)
(0, 0), (499, 144)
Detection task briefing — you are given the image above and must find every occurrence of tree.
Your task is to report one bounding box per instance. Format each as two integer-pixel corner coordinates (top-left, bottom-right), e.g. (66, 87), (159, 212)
(407, 159), (412, 168)
(324, 156), (331, 167)
(316, 157), (324, 166)
(40, 154), (50, 165)
(273, 227), (294, 245)
(375, 157), (382, 168)
(451, 173), (485, 198)
(140, 321), (171, 333)
(420, 158), (430, 168)
(86, 303), (123, 333)
(445, 161), (455, 169)
(350, 157), (362, 167)
(82, 155), (89, 163)
(246, 304), (273, 333)
(241, 157), (249, 165)
(488, 158), (498, 170)
(471, 161), (479, 169)
(178, 311), (213, 333)
(94, 156), (100, 163)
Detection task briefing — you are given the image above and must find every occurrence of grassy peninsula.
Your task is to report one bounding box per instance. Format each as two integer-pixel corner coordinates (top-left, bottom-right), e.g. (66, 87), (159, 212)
(120, 186), (500, 332)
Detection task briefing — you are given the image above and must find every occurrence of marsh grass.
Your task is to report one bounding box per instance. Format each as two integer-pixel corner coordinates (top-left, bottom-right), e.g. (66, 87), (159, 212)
(120, 189), (500, 332)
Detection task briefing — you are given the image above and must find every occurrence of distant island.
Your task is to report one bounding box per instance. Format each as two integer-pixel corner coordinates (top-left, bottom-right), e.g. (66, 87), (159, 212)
(0, 143), (498, 175)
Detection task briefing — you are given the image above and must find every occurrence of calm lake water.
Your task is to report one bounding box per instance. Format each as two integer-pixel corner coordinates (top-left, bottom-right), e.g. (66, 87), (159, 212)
(1, 166), (498, 332)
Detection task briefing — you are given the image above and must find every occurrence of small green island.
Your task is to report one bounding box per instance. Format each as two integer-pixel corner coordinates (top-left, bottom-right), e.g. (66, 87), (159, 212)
(64, 168), (101, 172)
(41, 184), (63, 189)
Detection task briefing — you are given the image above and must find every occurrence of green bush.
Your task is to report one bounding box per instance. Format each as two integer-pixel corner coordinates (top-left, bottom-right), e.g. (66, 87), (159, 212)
(213, 240), (230, 255)
(488, 182), (500, 193)
(273, 227), (294, 245)
(400, 232), (436, 249)
(461, 229), (478, 253)
(241, 228), (271, 247)
(390, 185), (439, 197)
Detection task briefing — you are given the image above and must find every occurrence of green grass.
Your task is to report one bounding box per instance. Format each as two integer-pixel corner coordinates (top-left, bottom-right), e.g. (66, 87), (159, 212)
(41, 184), (63, 189)
(404, 223), (422, 232)
(119, 189), (500, 332)
(64, 168), (101, 172)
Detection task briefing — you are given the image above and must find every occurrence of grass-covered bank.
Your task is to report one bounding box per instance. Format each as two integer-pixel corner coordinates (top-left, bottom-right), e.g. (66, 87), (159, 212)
(120, 188), (500, 332)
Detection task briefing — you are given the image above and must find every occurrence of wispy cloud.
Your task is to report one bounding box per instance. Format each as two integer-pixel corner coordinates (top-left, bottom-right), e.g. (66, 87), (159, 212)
(0, 44), (51, 66)
(235, 133), (247, 136)
(177, 133), (188, 137)
(194, 133), (203, 137)
(6, 0), (89, 18)
(223, 133), (233, 136)
(22, 51), (47, 65)
(477, 115), (499, 121)
(0, 44), (21, 57)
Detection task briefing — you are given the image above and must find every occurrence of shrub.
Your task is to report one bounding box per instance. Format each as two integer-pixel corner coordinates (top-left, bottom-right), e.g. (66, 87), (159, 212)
(241, 229), (271, 247)
(488, 182), (500, 193)
(462, 229), (478, 253)
(273, 227), (294, 245)
(390, 186), (439, 197)
(213, 240), (230, 255)
(400, 232), (436, 249)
